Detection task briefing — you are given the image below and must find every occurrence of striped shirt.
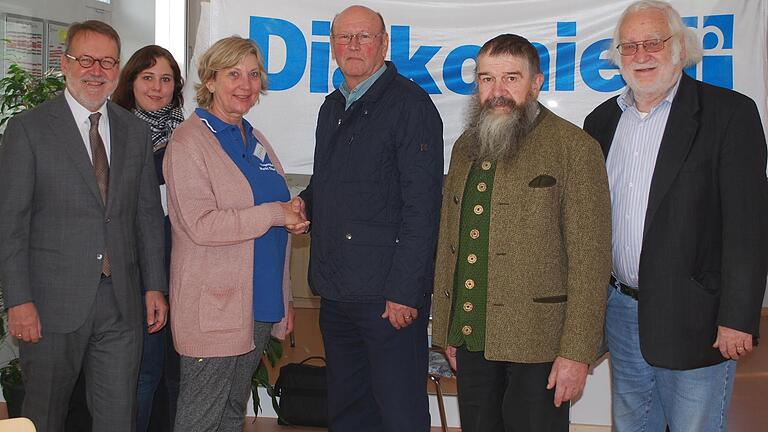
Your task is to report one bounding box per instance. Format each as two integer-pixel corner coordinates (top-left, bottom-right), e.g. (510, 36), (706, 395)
(606, 78), (680, 288)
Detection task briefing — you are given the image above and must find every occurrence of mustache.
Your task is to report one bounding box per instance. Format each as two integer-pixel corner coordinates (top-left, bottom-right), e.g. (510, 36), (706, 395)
(483, 96), (517, 110)
(80, 75), (109, 83)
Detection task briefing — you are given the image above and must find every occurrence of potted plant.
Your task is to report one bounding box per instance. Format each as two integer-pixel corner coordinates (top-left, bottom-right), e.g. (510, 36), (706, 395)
(0, 64), (65, 133)
(0, 285), (24, 418)
(0, 63), (65, 416)
(251, 336), (283, 417)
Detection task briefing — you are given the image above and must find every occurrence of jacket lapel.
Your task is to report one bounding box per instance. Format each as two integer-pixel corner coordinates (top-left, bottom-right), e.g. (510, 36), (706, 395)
(106, 102), (127, 212)
(599, 103), (622, 160)
(643, 74), (700, 237)
(49, 95), (104, 207)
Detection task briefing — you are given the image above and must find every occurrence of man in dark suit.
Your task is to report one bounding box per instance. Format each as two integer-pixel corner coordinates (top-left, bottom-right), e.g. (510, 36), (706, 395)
(0, 21), (167, 431)
(584, 1), (768, 430)
(289, 5), (443, 431)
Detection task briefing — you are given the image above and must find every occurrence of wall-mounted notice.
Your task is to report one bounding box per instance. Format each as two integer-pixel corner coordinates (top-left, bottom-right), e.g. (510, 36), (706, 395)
(46, 21), (69, 72)
(2, 14), (45, 77)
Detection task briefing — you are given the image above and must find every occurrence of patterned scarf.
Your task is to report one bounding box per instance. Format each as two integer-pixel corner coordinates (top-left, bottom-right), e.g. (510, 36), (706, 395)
(133, 104), (185, 152)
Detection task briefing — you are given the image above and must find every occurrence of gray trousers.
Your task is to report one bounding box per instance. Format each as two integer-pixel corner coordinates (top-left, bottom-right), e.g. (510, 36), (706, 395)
(174, 321), (272, 432)
(20, 277), (143, 432)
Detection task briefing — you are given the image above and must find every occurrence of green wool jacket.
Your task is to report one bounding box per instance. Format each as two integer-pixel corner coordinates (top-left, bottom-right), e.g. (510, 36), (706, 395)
(431, 106), (612, 364)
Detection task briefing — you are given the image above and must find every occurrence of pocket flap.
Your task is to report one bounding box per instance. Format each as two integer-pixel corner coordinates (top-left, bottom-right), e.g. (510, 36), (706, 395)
(528, 174), (557, 188)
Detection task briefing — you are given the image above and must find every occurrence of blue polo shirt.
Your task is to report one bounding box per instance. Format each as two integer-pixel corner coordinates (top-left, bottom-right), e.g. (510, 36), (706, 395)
(196, 108), (289, 323)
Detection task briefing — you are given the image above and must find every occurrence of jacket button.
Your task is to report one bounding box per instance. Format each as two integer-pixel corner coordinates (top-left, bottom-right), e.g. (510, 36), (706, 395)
(464, 279), (475, 289)
(461, 325), (473, 335)
(481, 161), (492, 170)
(467, 254), (477, 264)
(453, 195), (459, 204)
(477, 182), (487, 192)
(96, 253), (103, 260)
(105, 217), (111, 223)
(473, 205), (484, 215)
(469, 229), (479, 239)
(345, 233), (352, 240)
(463, 302), (474, 312)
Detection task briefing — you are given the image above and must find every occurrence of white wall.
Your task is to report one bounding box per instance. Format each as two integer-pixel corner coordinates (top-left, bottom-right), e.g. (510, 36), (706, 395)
(0, 0), (155, 67)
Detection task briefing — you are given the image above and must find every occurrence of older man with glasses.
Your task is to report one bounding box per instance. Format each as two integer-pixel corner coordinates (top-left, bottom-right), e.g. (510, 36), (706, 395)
(584, 1), (768, 431)
(0, 20), (166, 431)
(289, 4), (443, 432)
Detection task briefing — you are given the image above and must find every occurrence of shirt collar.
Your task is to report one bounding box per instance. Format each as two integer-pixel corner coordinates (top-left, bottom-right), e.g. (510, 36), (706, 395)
(617, 74), (682, 114)
(195, 107), (253, 136)
(339, 63), (387, 110)
(64, 88), (109, 125)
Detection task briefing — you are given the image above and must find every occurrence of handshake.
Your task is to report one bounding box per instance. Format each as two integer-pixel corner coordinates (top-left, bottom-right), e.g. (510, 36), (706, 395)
(280, 196), (310, 235)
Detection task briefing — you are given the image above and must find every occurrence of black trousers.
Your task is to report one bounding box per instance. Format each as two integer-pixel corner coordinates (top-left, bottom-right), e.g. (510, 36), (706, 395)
(319, 297), (431, 432)
(456, 348), (569, 432)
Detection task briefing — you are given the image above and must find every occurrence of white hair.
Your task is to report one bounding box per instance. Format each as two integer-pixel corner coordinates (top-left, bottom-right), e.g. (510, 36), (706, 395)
(609, 0), (703, 67)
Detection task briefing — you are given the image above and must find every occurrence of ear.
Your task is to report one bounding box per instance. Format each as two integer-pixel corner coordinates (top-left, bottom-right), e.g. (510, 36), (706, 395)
(61, 53), (70, 75)
(677, 34), (687, 65)
(532, 73), (544, 92)
(380, 32), (390, 58)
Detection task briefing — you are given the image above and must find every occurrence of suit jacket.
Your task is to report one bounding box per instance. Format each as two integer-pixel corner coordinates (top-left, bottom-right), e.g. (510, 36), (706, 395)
(431, 106), (612, 364)
(584, 74), (768, 369)
(0, 94), (166, 333)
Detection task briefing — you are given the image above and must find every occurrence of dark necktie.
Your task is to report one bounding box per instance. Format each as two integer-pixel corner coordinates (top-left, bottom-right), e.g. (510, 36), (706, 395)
(88, 112), (111, 276)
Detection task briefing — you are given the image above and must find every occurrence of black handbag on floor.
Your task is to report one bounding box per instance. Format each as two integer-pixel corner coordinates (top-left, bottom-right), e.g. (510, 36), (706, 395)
(274, 356), (328, 426)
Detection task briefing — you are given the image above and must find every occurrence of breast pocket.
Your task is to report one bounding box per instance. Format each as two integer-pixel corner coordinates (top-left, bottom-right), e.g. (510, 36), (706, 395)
(521, 174), (559, 224)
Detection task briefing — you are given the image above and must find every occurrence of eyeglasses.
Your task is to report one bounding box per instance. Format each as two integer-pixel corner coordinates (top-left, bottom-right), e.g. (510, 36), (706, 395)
(65, 53), (119, 70)
(331, 32), (383, 45)
(616, 36), (674, 56)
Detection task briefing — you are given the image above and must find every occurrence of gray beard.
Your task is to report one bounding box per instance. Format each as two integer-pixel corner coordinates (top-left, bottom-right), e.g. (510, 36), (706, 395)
(464, 93), (539, 162)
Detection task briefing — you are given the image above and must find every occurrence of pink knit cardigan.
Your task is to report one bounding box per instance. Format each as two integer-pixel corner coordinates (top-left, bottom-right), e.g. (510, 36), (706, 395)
(163, 113), (293, 358)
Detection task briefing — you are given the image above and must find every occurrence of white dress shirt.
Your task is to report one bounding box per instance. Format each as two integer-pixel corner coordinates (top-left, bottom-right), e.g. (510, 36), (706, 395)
(64, 88), (111, 164)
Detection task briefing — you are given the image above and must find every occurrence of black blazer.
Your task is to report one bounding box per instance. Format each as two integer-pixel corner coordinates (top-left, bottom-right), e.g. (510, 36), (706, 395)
(584, 74), (768, 370)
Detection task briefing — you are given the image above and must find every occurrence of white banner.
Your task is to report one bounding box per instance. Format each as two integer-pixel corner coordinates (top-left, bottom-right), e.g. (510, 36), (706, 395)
(189, 0), (768, 175)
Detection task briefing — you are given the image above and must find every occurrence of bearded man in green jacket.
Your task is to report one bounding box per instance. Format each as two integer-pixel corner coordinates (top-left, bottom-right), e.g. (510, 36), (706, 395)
(431, 33), (611, 432)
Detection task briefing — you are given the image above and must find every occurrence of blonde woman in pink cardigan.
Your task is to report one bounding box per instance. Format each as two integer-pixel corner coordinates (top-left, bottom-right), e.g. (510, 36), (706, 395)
(163, 36), (307, 431)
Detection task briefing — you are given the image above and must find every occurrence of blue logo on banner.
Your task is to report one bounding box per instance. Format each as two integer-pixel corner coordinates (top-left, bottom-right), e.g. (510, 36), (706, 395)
(249, 14), (734, 94)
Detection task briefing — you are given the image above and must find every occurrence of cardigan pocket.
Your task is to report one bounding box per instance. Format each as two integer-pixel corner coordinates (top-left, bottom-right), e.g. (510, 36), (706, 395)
(199, 286), (243, 332)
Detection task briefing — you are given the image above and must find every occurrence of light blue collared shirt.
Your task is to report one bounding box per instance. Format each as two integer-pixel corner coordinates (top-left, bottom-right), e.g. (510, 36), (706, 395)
(607, 76), (682, 288)
(339, 64), (387, 110)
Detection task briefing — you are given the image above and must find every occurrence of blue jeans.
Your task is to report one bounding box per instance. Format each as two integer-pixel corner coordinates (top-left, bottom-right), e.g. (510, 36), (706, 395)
(605, 286), (736, 432)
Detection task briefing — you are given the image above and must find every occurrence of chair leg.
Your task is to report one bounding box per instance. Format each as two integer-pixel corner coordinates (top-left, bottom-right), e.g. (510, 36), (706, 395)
(429, 375), (448, 432)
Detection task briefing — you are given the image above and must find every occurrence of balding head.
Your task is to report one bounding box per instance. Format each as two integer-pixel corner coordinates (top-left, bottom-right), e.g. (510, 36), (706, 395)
(330, 4), (389, 90)
(332, 5), (386, 35)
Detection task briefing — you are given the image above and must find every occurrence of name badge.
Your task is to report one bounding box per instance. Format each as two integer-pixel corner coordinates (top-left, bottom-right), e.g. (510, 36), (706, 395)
(253, 143), (267, 161)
